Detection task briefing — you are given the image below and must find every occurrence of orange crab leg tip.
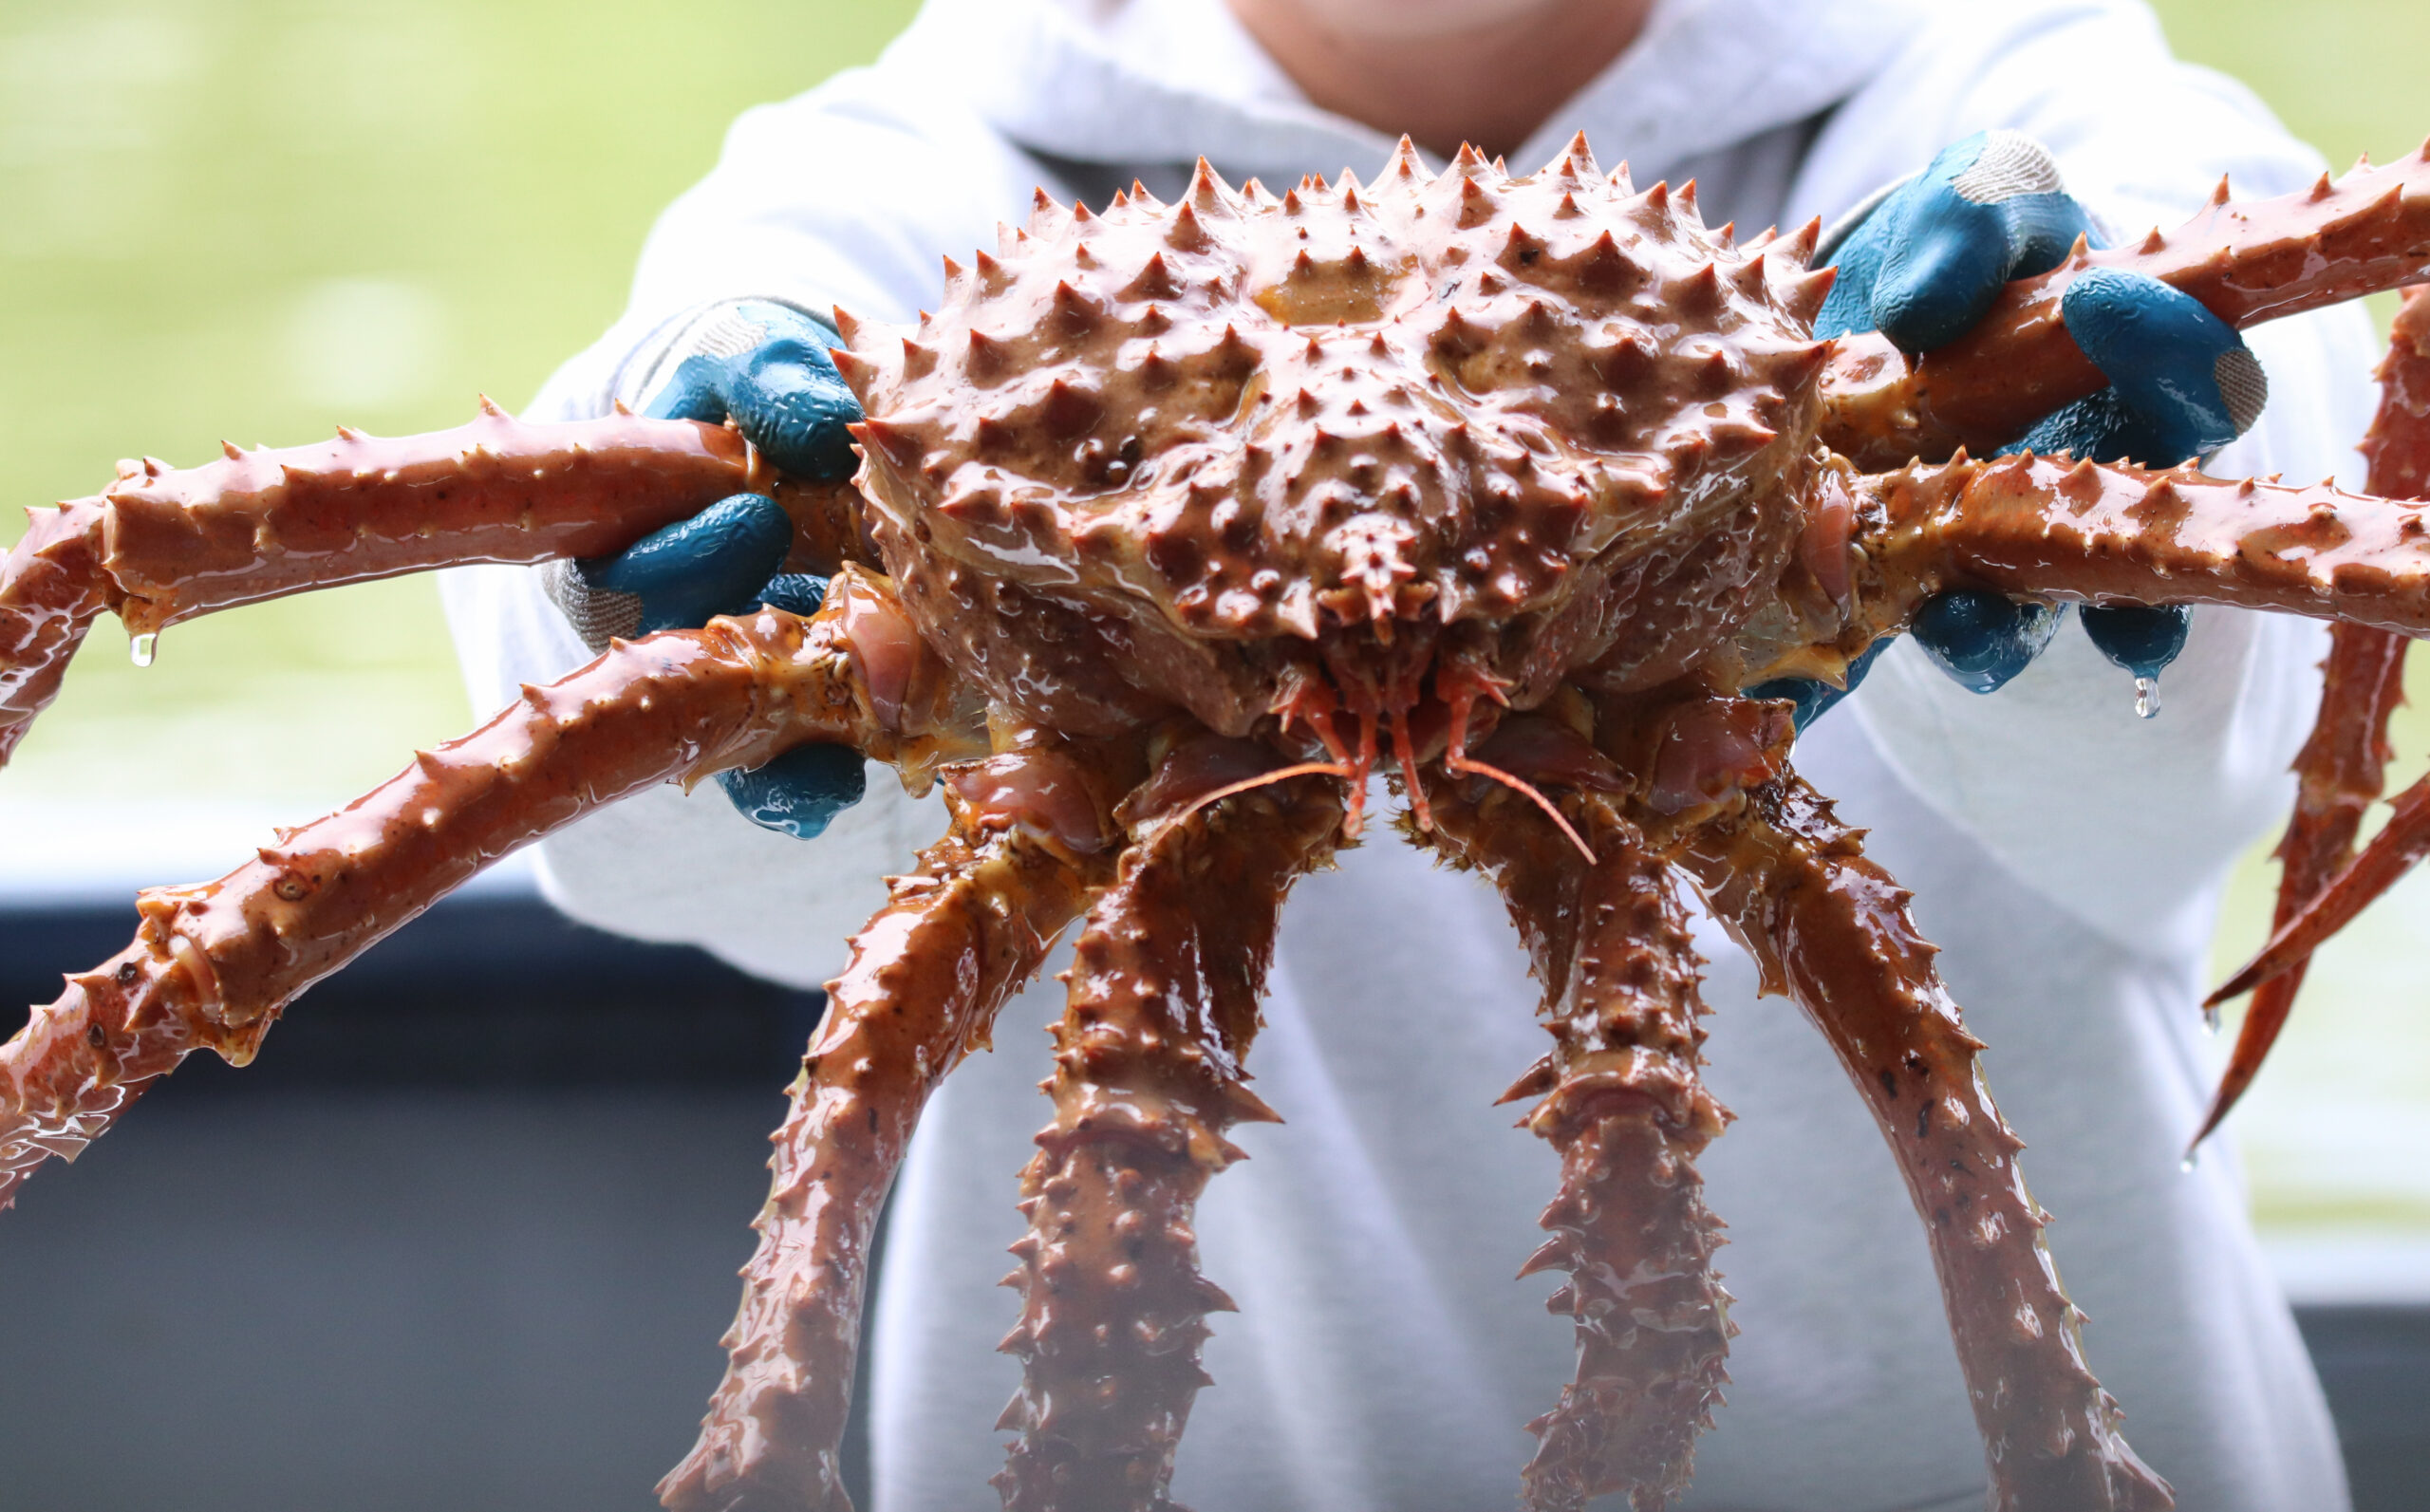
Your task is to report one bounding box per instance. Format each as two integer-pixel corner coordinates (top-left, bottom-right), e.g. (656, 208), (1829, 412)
(2211, 774), (2430, 1006)
(2196, 625), (2411, 1141)
(2188, 995), (2292, 1149)
(2203, 298), (2430, 1133)
(2195, 929), (2324, 1147)
(2208, 945), (2293, 1010)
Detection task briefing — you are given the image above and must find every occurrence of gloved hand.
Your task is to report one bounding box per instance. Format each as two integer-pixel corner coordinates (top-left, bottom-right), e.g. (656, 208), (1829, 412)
(1753, 131), (2271, 727)
(717, 572), (868, 841)
(544, 298), (869, 839)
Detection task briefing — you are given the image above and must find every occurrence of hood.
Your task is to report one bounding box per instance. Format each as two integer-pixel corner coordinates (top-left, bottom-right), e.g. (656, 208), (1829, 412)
(880, 0), (1934, 185)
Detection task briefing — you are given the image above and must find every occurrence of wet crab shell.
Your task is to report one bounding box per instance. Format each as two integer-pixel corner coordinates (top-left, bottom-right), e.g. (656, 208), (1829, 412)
(837, 140), (1838, 739)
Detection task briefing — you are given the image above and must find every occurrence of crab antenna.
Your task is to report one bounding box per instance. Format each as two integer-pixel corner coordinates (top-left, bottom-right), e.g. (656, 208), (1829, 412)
(1393, 709), (1433, 831)
(1441, 685), (1594, 863)
(1444, 750), (1595, 865)
(1155, 761), (1357, 837)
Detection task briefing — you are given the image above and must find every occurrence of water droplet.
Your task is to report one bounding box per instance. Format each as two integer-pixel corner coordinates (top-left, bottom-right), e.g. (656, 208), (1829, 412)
(2179, 1154), (2198, 1174)
(129, 633), (158, 668)
(2134, 676), (2160, 719)
(2202, 1002), (2221, 1036)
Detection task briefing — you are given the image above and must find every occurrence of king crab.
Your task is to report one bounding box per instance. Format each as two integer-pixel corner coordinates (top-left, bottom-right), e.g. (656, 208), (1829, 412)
(4, 134), (2430, 1512)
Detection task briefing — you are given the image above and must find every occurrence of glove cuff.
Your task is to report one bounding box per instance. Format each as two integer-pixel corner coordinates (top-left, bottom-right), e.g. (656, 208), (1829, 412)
(2214, 346), (2270, 438)
(541, 558), (643, 655)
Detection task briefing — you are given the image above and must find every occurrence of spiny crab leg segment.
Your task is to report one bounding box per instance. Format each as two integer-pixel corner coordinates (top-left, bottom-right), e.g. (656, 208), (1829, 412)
(1846, 451), (2430, 641)
(1828, 340), (2430, 1059)
(995, 743), (1343, 1512)
(2206, 288), (2430, 1027)
(0, 406), (824, 767)
(1669, 756), (2171, 1512)
(658, 738), (1136, 1512)
(0, 566), (978, 1211)
(0, 498), (111, 767)
(1425, 774), (1731, 1512)
(1822, 142), (2430, 466)
(2193, 621), (2405, 1137)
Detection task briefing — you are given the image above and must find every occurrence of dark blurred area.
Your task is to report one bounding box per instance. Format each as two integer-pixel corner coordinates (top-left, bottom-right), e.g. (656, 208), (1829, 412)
(0, 889), (2421, 1510)
(0, 889), (880, 1512)
(2304, 1308), (2430, 1512)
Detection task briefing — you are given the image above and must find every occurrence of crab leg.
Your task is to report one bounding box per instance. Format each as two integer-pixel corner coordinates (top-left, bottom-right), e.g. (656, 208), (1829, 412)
(994, 740), (1343, 1512)
(2196, 624), (2408, 1140)
(0, 497), (112, 766)
(2365, 287), (2430, 511)
(0, 568), (979, 1210)
(0, 405), (862, 767)
(658, 739), (1133, 1512)
(1840, 451), (2430, 642)
(2204, 289), (2430, 1031)
(2210, 758), (2430, 1005)
(1822, 143), (2430, 467)
(1425, 771), (1731, 1512)
(1672, 762), (2171, 1512)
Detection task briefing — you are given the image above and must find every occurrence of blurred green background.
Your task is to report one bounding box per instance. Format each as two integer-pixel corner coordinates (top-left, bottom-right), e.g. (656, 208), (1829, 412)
(2, 0), (2426, 1237)
(0, 0), (925, 805)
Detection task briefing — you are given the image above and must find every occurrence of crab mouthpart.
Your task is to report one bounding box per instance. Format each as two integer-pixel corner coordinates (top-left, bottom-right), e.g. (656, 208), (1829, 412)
(1271, 632), (1591, 856)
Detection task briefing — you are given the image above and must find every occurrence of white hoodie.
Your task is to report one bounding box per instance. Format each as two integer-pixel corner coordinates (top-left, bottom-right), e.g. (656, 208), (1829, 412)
(440, 1), (2373, 1507)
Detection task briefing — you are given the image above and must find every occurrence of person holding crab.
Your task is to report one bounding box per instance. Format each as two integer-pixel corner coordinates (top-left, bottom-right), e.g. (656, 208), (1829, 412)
(441, 1), (2370, 1506)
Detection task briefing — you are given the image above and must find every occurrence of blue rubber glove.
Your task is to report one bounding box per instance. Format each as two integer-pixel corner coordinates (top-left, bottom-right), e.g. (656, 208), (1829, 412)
(639, 300), (862, 481)
(570, 490), (795, 639)
(717, 573), (868, 840)
(1754, 131), (2268, 726)
(546, 299), (871, 840)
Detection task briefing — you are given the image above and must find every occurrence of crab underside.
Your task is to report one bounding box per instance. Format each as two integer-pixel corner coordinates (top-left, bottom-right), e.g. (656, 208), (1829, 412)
(5, 137), (2430, 1512)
